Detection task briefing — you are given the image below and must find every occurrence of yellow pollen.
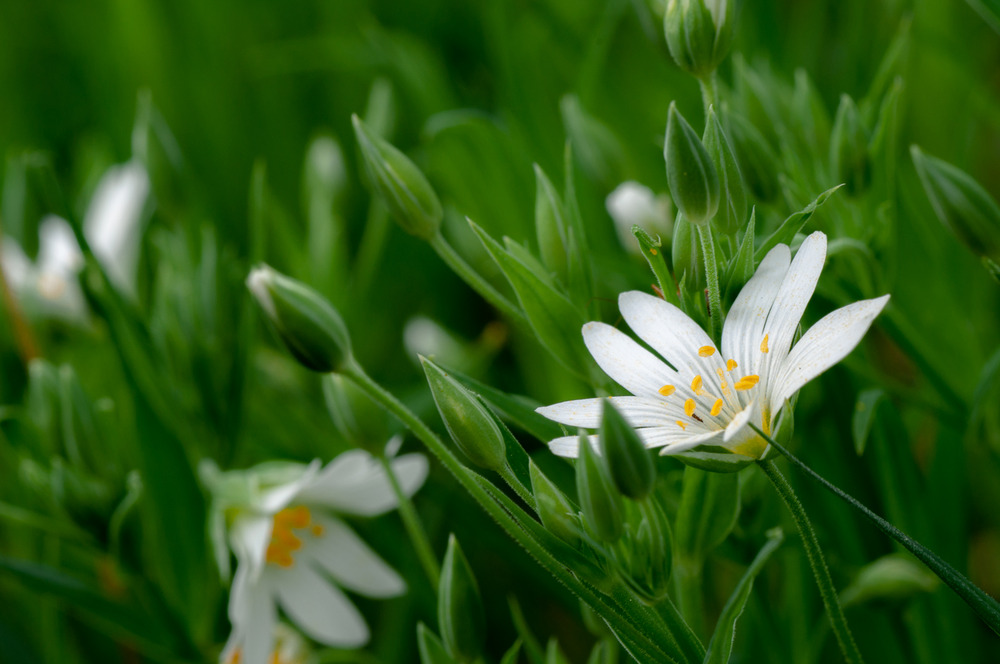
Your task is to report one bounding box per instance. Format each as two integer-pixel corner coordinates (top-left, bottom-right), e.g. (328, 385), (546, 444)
(266, 505), (314, 568)
(650, 248), (658, 256)
(311, 524), (324, 537)
(735, 375), (760, 391)
(698, 346), (716, 357)
(658, 384), (676, 397)
(676, 420), (687, 430)
(726, 359), (738, 371)
(684, 398), (696, 416)
(710, 399), (723, 417)
(760, 334), (770, 353)
(690, 375), (703, 392)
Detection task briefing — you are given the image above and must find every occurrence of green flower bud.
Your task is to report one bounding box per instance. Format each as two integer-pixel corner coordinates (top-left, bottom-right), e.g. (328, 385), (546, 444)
(665, 102), (719, 227)
(438, 535), (486, 663)
(703, 107), (748, 236)
(529, 460), (582, 547)
(664, 0), (736, 78)
(599, 400), (655, 500)
(576, 432), (624, 543)
(911, 145), (1000, 262)
(421, 357), (506, 471)
(246, 264), (352, 373)
(613, 499), (674, 602)
(830, 94), (871, 196)
(671, 213), (705, 292)
(351, 114), (442, 240)
(725, 111), (781, 203)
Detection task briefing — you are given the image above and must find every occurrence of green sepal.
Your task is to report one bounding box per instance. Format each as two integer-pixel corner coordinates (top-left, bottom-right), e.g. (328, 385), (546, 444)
(599, 400), (656, 500)
(529, 460), (583, 548)
(723, 207), (756, 298)
(577, 431), (624, 543)
(672, 213), (705, 293)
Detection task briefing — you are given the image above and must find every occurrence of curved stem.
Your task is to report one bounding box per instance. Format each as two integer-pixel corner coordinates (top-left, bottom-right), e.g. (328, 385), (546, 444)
(754, 425), (1000, 637)
(757, 460), (865, 664)
(696, 223), (723, 342)
(376, 454), (441, 589)
(428, 233), (527, 327)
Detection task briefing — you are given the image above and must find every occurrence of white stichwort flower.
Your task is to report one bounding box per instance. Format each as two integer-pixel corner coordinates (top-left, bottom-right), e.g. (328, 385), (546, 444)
(1, 215), (87, 321)
(537, 231), (889, 460)
(605, 181), (673, 254)
(224, 623), (310, 664)
(221, 441), (428, 664)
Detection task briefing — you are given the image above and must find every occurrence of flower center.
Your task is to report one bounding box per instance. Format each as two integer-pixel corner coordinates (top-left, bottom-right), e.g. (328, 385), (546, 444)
(265, 505), (324, 568)
(658, 344), (762, 431)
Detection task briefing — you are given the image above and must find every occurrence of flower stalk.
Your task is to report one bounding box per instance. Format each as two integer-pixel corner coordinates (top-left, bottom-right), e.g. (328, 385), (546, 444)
(696, 223), (723, 341)
(377, 454), (441, 589)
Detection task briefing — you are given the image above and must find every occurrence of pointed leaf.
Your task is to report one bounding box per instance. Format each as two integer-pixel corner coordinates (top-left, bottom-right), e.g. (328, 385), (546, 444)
(755, 185), (843, 259)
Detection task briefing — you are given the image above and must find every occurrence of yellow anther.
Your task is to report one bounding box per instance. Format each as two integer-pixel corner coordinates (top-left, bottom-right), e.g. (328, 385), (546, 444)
(690, 375), (703, 392)
(710, 399), (723, 417)
(734, 375), (760, 391)
(658, 384), (676, 397)
(760, 334), (769, 353)
(684, 398), (696, 416)
(267, 505), (313, 568)
(698, 346), (716, 357)
(676, 420), (687, 430)
(726, 359), (738, 371)
(311, 524), (324, 537)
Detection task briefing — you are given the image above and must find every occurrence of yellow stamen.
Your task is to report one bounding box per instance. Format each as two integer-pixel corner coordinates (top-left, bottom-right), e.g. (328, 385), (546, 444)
(760, 334), (769, 353)
(698, 346), (716, 357)
(690, 375), (703, 392)
(684, 398), (696, 416)
(734, 375), (760, 391)
(311, 525), (324, 537)
(266, 505), (314, 568)
(658, 384), (676, 397)
(726, 359), (738, 371)
(710, 399), (723, 417)
(676, 420), (687, 430)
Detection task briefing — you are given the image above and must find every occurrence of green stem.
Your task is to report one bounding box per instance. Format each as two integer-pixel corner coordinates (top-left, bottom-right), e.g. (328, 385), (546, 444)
(652, 590), (707, 664)
(696, 224), (723, 342)
(342, 360), (694, 663)
(755, 425), (1000, 637)
(757, 460), (865, 664)
(376, 454), (441, 589)
(698, 73), (719, 119)
(428, 233), (528, 327)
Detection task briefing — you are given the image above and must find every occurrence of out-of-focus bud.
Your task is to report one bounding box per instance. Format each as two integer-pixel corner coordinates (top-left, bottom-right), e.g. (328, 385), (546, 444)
(246, 265), (352, 373)
(911, 145), (1000, 263)
(438, 535), (486, 663)
(529, 460), (582, 547)
(351, 114), (442, 240)
(560, 95), (629, 186)
(606, 182), (673, 254)
(703, 107), (747, 236)
(421, 356), (506, 471)
(830, 94), (871, 196)
(599, 401), (655, 500)
(839, 553), (938, 608)
(322, 374), (391, 455)
(665, 103), (719, 227)
(535, 164), (570, 279)
(664, 0), (736, 78)
(671, 213), (705, 292)
(576, 432), (624, 543)
(613, 499), (674, 602)
(417, 622), (457, 664)
(725, 112), (781, 203)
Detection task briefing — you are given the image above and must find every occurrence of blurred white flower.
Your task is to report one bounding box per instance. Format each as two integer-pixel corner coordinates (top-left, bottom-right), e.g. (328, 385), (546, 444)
(605, 181), (673, 254)
(220, 442), (428, 664)
(537, 232), (889, 460)
(2, 215), (86, 322)
(223, 623), (310, 664)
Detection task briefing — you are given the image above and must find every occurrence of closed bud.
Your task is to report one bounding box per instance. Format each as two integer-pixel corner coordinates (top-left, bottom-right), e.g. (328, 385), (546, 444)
(421, 357), (506, 471)
(599, 401), (655, 500)
(576, 432), (624, 543)
(911, 145), (1000, 262)
(671, 213), (705, 292)
(529, 460), (582, 547)
(606, 181), (673, 254)
(664, 0), (736, 78)
(830, 94), (871, 196)
(246, 265), (352, 373)
(703, 107), (748, 236)
(352, 114), (442, 240)
(534, 164), (570, 280)
(665, 103), (719, 227)
(438, 535), (486, 663)
(613, 499), (674, 602)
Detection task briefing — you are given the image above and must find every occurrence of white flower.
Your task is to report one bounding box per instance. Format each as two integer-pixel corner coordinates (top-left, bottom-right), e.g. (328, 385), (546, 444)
(537, 231), (889, 460)
(606, 181), (673, 254)
(223, 623), (310, 664)
(2, 215), (87, 322)
(222, 442), (428, 664)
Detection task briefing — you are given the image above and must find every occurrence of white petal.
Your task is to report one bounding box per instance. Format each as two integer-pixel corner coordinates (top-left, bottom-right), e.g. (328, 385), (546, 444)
(722, 401), (755, 443)
(296, 451), (428, 516)
(257, 460), (322, 513)
(1, 239), (33, 290)
(84, 161), (150, 296)
(547, 426), (721, 458)
(229, 514), (272, 581)
(722, 243), (790, 367)
(619, 291), (716, 375)
(37, 216), (84, 277)
(536, 396), (683, 429)
(757, 232), (827, 379)
(771, 295), (890, 407)
(227, 568), (276, 664)
(304, 515), (405, 598)
(582, 321), (679, 399)
(548, 435), (593, 458)
(273, 563), (369, 647)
